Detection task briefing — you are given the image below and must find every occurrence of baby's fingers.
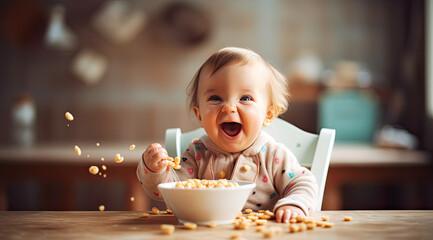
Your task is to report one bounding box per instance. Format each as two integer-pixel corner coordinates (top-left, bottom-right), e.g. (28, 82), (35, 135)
(276, 208), (292, 223)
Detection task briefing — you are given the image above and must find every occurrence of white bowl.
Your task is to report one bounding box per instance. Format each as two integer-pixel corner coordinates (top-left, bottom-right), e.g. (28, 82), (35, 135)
(157, 180), (256, 225)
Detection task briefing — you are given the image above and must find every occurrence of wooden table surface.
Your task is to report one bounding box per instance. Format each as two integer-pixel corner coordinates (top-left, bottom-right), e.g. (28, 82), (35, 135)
(0, 210), (432, 240)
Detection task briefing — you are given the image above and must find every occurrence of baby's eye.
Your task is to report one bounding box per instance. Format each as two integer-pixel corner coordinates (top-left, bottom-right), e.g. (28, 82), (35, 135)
(240, 95), (252, 101)
(208, 95), (222, 101)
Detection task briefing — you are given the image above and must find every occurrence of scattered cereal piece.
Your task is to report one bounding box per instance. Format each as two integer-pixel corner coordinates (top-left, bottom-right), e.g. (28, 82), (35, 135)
(96, 142), (100, 147)
(230, 233), (242, 239)
(98, 205), (105, 211)
(289, 218), (297, 224)
(264, 210), (275, 219)
(65, 112), (74, 121)
(130, 197), (135, 202)
(101, 165), (107, 171)
(296, 215), (305, 223)
(298, 223), (307, 232)
(142, 212), (150, 218)
(304, 217), (314, 223)
(89, 166), (99, 175)
(184, 222), (197, 230)
(289, 224), (299, 233)
(166, 209), (173, 214)
(255, 226), (265, 232)
(233, 217), (250, 230)
(256, 219), (267, 226)
(344, 216), (352, 221)
(246, 215), (258, 222)
(263, 227), (282, 238)
(115, 153), (124, 163)
(244, 209), (253, 214)
(316, 221), (325, 227)
(152, 207), (160, 215)
(243, 165), (251, 172)
(322, 216), (329, 221)
(74, 145), (81, 156)
(207, 222), (216, 228)
(323, 222), (334, 228)
(129, 144), (135, 150)
(219, 171), (226, 179)
(160, 224), (175, 235)
(306, 223), (316, 230)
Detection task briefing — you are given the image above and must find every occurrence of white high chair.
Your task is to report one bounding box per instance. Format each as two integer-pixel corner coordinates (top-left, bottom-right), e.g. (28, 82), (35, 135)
(165, 118), (336, 211)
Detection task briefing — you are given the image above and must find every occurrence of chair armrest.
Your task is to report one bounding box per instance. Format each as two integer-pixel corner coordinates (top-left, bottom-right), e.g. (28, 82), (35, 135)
(311, 128), (336, 211)
(165, 128), (181, 157)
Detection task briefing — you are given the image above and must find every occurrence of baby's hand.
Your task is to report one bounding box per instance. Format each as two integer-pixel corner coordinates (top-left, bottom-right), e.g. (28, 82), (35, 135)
(275, 205), (305, 223)
(142, 143), (169, 173)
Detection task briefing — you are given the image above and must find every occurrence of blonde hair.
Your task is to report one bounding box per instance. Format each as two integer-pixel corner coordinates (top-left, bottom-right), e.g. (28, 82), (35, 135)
(186, 47), (290, 115)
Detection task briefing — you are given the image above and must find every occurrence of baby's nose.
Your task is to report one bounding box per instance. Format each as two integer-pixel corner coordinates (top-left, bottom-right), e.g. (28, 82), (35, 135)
(222, 102), (237, 113)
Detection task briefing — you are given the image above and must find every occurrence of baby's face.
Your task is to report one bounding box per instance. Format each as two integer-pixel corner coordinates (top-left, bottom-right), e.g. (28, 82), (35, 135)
(194, 62), (272, 153)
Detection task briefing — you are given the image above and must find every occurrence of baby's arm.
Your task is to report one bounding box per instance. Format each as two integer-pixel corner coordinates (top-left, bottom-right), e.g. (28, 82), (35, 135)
(137, 142), (200, 200)
(136, 143), (178, 200)
(272, 144), (318, 223)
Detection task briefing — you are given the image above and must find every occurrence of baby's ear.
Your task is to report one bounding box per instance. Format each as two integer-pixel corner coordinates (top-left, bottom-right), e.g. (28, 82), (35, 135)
(263, 105), (280, 127)
(193, 106), (203, 125)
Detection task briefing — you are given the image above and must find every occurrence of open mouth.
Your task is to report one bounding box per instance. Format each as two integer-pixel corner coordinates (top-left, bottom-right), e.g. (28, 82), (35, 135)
(221, 122), (242, 137)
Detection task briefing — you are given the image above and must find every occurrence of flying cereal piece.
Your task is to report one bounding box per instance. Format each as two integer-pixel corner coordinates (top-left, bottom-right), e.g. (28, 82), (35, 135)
(74, 145), (81, 156)
(103, 174), (107, 178)
(115, 153), (124, 163)
(89, 166), (99, 175)
(183, 222), (197, 230)
(98, 205), (105, 211)
(130, 197), (135, 202)
(219, 170), (226, 179)
(129, 144), (135, 150)
(101, 165), (107, 171)
(65, 112), (74, 121)
(101, 157), (105, 161)
(96, 142), (100, 147)
(160, 224), (175, 235)
(344, 216), (352, 221)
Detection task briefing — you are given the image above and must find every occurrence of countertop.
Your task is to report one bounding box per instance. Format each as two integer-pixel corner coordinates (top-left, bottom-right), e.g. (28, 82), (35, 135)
(0, 142), (430, 166)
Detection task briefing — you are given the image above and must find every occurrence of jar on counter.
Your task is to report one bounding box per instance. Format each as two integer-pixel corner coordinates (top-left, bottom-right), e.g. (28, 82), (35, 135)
(11, 93), (36, 147)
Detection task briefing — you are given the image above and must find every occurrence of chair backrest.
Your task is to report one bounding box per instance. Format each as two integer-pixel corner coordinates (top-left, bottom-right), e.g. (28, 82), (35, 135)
(165, 117), (335, 211)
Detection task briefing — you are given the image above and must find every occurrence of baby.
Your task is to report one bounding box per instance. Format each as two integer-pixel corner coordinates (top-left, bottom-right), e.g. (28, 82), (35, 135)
(137, 47), (318, 223)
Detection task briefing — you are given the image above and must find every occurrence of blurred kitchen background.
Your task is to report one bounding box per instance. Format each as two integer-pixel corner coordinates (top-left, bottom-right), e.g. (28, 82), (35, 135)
(0, 0), (432, 211)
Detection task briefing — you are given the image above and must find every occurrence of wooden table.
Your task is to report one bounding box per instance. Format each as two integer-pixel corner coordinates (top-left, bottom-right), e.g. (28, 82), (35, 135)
(0, 210), (432, 240)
